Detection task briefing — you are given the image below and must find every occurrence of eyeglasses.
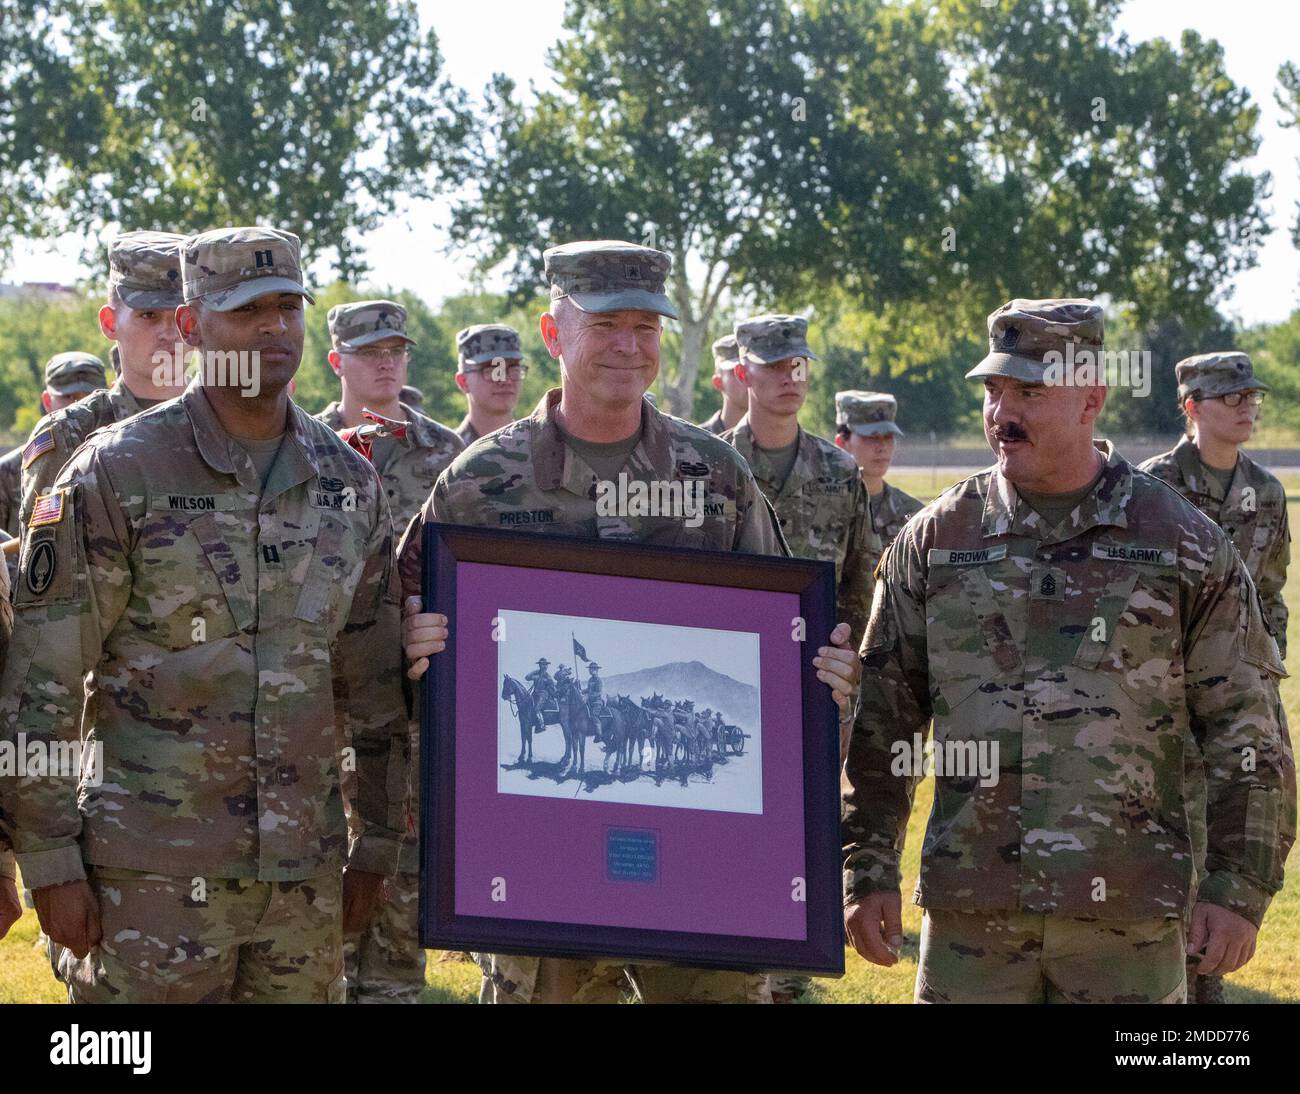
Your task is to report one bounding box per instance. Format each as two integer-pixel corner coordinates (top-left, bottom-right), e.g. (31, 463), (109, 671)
(1204, 391), (1265, 408)
(349, 347), (409, 363)
(471, 362), (528, 382)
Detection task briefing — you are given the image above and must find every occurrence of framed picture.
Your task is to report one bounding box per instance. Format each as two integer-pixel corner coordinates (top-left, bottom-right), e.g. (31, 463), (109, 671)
(418, 522), (844, 976)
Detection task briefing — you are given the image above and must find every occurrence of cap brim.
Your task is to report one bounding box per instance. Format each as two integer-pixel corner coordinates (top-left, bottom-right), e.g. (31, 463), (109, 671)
(739, 347), (818, 366)
(116, 287), (184, 310)
(965, 352), (1048, 383)
(199, 278), (316, 312)
(567, 289), (679, 321)
(847, 421), (903, 437)
(48, 381), (102, 395)
(714, 360), (740, 371)
(1185, 377), (1271, 398)
(337, 329), (417, 351)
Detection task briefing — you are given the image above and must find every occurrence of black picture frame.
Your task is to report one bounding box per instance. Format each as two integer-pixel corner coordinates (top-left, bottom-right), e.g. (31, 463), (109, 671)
(418, 521), (844, 976)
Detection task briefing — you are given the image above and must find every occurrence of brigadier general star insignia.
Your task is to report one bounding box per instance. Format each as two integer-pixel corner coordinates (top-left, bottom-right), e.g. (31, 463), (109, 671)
(21, 428), (55, 469)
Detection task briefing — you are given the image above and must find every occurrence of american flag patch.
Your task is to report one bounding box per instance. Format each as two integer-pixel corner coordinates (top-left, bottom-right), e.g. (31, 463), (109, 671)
(29, 488), (66, 528)
(21, 429), (55, 469)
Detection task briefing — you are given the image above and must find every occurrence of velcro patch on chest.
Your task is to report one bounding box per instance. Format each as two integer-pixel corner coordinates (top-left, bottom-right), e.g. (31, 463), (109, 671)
(499, 509), (556, 526)
(149, 492), (247, 513)
(311, 487), (364, 511)
(928, 544), (1009, 566)
(29, 488), (67, 527)
(1091, 543), (1175, 566)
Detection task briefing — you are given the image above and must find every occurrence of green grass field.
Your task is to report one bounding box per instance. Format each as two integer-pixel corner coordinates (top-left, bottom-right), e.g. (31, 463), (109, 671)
(3, 465), (1298, 1003)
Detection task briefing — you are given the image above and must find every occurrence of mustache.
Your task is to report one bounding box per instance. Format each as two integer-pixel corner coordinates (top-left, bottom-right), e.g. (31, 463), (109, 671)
(993, 424), (1029, 442)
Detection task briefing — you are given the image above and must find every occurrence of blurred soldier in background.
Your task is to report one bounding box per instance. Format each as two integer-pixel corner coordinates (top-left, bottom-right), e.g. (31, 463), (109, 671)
(453, 324), (526, 446)
(19, 231), (188, 539)
(834, 390), (923, 549)
(1140, 351), (1291, 1005)
(317, 299), (463, 1003)
(698, 333), (746, 435)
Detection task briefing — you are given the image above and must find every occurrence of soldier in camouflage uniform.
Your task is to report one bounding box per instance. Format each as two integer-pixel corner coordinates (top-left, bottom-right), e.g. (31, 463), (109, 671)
(39, 352), (109, 416)
(3, 380), (96, 541)
(698, 333), (747, 435)
(844, 299), (1295, 1003)
(0, 226), (410, 1003)
(1139, 352), (1290, 1005)
(834, 390), (924, 548)
(720, 315), (877, 1004)
(0, 445), (23, 541)
(453, 324), (527, 446)
(0, 555), (14, 941)
(398, 239), (861, 1004)
(3, 368), (100, 541)
(19, 232), (190, 544)
(724, 315), (878, 650)
(316, 299), (463, 1003)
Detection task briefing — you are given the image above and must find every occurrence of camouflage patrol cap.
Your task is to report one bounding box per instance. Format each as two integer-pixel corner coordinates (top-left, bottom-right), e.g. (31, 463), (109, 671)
(543, 239), (678, 320)
(328, 299), (415, 351)
(966, 298), (1103, 382)
(712, 333), (740, 371)
(182, 226), (315, 311)
(836, 390), (903, 437)
(734, 314), (817, 366)
(400, 384), (425, 407)
(108, 230), (185, 308)
(44, 351), (108, 396)
(456, 324), (523, 370)
(1176, 352), (1269, 401)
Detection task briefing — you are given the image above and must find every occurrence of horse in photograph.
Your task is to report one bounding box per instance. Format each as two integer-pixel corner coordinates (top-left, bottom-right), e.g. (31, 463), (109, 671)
(501, 674), (541, 764)
(555, 677), (600, 777)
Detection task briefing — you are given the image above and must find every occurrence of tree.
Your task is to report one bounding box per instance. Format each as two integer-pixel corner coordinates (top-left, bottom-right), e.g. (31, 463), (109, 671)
(0, 291), (106, 437)
(448, 0), (964, 418)
(1278, 61), (1300, 254)
(934, 0), (1269, 332)
(3, 0), (472, 278)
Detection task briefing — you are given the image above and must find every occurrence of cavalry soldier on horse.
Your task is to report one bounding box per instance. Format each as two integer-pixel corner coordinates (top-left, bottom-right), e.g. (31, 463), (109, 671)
(525, 657), (556, 732)
(585, 662), (607, 721)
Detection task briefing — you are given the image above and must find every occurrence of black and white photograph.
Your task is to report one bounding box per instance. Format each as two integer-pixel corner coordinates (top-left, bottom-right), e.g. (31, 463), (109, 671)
(495, 609), (763, 813)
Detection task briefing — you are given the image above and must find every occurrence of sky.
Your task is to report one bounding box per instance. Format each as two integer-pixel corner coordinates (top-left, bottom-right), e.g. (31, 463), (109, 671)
(5, 0), (1299, 325)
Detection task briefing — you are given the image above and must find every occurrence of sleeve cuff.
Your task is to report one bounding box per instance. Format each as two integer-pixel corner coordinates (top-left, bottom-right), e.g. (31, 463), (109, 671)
(15, 844), (86, 889)
(347, 831), (404, 877)
(842, 859), (902, 907)
(1197, 869), (1274, 929)
(0, 848), (16, 880)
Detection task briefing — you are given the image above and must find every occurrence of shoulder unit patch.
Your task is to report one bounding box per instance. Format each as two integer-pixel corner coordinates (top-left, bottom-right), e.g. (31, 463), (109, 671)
(21, 429), (55, 469)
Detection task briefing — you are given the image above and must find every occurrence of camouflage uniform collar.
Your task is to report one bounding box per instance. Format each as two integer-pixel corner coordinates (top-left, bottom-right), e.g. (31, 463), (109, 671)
(727, 416), (817, 497)
(982, 439), (1130, 542)
(456, 415), (479, 444)
(108, 378), (147, 417)
(873, 481), (902, 520)
(185, 381), (321, 485)
(530, 387), (670, 491)
(1173, 434), (1238, 505)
